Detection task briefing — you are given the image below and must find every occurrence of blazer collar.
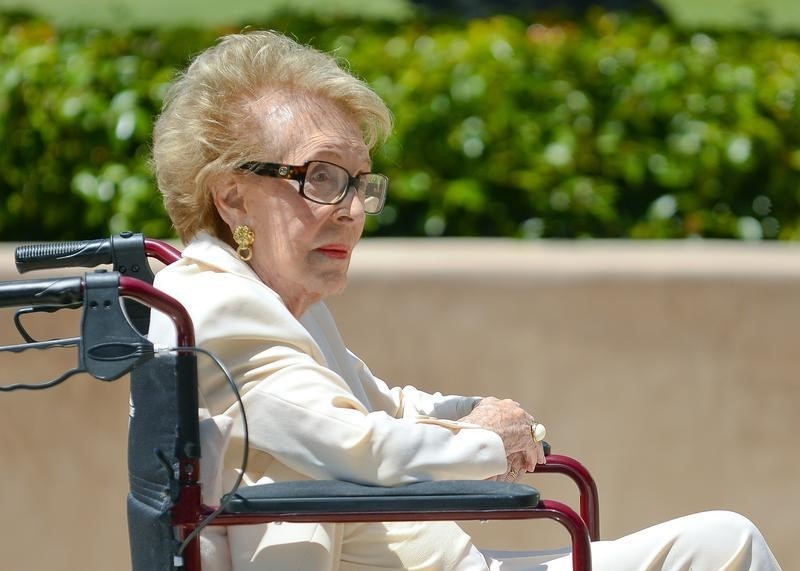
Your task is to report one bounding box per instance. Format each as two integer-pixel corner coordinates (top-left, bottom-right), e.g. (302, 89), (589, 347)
(182, 231), (265, 286)
(181, 231), (333, 318)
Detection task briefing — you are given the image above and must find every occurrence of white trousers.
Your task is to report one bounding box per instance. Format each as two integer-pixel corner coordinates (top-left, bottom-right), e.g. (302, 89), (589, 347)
(476, 511), (782, 571)
(201, 511), (781, 570)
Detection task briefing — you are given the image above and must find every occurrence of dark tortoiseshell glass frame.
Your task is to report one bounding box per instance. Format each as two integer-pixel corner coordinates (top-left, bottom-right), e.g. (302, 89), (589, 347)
(237, 160), (388, 214)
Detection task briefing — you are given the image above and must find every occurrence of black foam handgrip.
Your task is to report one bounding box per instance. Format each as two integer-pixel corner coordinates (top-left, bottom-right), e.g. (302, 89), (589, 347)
(0, 276), (83, 308)
(15, 239), (112, 273)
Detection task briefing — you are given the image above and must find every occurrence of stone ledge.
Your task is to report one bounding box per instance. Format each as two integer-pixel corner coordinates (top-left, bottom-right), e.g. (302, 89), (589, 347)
(349, 239), (800, 279)
(3, 239), (799, 280)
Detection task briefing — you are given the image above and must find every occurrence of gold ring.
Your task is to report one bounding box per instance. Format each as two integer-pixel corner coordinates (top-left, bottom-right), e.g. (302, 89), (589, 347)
(508, 469), (518, 479)
(530, 422), (546, 443)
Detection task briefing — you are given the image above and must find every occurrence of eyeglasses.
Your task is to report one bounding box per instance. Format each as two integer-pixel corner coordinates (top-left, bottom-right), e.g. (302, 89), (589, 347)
(237, 160), (389, 215)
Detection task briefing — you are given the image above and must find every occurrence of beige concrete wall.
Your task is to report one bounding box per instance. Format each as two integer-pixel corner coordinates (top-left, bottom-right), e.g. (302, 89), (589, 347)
(1, 239), (798, 570)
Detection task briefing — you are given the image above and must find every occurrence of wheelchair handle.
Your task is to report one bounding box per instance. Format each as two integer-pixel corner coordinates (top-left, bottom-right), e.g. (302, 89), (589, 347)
(15, 238), (112, 273)
(15, 232), (181, 274)
(0, 274), (193, 348)
(0, 276), (83, 308)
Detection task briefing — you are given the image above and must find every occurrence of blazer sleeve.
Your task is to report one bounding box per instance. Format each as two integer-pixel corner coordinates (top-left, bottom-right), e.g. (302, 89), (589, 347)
(150, 264), (507, 487)
(352, 354), (483, 421)
(303, 299), (483, 421)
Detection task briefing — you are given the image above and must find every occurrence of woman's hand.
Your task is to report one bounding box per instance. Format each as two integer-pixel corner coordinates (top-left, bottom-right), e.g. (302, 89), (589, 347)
(501, 451), (528, 482)
(459, 397), (546, 473)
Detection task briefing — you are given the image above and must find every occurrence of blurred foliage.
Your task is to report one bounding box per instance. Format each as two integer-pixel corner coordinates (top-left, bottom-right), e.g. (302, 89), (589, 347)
(1, 10), (800, 240)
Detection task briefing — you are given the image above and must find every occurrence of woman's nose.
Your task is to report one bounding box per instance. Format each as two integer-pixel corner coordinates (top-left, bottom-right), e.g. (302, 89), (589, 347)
(334, 186), (365, 222)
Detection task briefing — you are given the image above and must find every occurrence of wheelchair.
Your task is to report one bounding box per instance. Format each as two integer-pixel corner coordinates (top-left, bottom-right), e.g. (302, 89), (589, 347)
(1, 232), (599, 570)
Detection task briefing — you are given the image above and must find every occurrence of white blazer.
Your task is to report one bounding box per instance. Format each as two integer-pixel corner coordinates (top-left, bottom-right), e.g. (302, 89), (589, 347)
(149, 233), (507, 570)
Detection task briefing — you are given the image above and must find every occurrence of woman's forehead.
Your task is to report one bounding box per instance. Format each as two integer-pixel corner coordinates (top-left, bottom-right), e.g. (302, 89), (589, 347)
(248, 90), (368, 164)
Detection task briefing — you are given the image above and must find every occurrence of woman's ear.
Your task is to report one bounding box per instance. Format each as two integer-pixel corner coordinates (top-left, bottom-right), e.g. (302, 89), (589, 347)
(210, 173), (247, 231)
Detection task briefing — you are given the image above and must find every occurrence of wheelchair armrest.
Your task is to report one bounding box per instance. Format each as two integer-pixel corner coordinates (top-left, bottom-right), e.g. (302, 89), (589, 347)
(223, 479), (540, 514)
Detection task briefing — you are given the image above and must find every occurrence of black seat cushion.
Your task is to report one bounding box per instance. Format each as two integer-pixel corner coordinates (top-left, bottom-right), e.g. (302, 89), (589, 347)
(224, 479), (540, 514)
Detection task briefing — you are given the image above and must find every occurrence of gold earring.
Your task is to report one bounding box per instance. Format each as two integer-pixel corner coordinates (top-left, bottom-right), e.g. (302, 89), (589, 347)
(233, 225), (255, 261)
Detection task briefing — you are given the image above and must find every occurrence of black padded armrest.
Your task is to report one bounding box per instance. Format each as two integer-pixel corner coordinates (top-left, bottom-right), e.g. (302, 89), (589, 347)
(223, 480), (540, 514)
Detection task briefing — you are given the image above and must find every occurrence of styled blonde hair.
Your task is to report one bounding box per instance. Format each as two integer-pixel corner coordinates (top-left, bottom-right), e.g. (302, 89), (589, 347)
(152, 30), (393, 242)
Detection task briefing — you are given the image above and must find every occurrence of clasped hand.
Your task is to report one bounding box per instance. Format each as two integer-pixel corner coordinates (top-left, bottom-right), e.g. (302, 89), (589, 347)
(458, 396), (546, 482)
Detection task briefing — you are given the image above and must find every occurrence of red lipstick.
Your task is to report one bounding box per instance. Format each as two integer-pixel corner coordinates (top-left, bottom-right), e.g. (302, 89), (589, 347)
(315, 244), (350, 259)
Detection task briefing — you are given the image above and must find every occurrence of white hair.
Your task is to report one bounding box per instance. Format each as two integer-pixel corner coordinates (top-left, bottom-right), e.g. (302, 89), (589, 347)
(152, 30), (393, 242)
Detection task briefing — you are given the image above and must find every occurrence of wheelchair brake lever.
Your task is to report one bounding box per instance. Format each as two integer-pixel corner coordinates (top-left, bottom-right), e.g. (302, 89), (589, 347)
(0, 366), (85, 392)
(0, 335), (84, 392)
(0, 336), (81, 354)
(14, 303), (82, 343)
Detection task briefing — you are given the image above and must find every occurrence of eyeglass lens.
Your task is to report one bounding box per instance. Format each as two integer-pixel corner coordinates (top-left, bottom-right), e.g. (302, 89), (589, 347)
(304, 161), (386, 214)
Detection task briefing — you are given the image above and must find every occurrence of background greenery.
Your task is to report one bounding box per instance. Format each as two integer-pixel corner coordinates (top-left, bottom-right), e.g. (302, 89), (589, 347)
(1, 3), (799, 240)
(1, 0), (799, 31)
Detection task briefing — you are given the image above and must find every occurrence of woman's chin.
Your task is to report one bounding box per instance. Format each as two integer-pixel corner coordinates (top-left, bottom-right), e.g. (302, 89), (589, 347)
(310, 271), (349, 300)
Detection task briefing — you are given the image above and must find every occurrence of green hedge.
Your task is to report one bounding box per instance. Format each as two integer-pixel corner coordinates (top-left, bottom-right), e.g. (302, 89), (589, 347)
(2, 11), (800, 240)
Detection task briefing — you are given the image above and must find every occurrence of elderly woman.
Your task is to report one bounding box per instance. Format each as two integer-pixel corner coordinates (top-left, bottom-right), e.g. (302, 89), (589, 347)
(148, 30), (781, 571)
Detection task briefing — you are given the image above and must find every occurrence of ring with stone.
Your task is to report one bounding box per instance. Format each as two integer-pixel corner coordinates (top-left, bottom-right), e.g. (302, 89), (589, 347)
(530, 422), (546, 443)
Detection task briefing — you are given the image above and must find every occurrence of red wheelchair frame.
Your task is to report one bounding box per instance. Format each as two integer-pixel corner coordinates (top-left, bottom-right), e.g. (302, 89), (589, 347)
(2, 232), (599, 570)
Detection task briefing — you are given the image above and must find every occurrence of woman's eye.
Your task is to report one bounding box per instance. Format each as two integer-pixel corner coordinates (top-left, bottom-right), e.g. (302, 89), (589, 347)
(308, 165), (337, 183)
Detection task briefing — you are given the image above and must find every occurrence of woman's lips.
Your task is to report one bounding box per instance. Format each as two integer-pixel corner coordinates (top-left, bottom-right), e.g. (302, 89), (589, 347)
(315, 244), (350, 259)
